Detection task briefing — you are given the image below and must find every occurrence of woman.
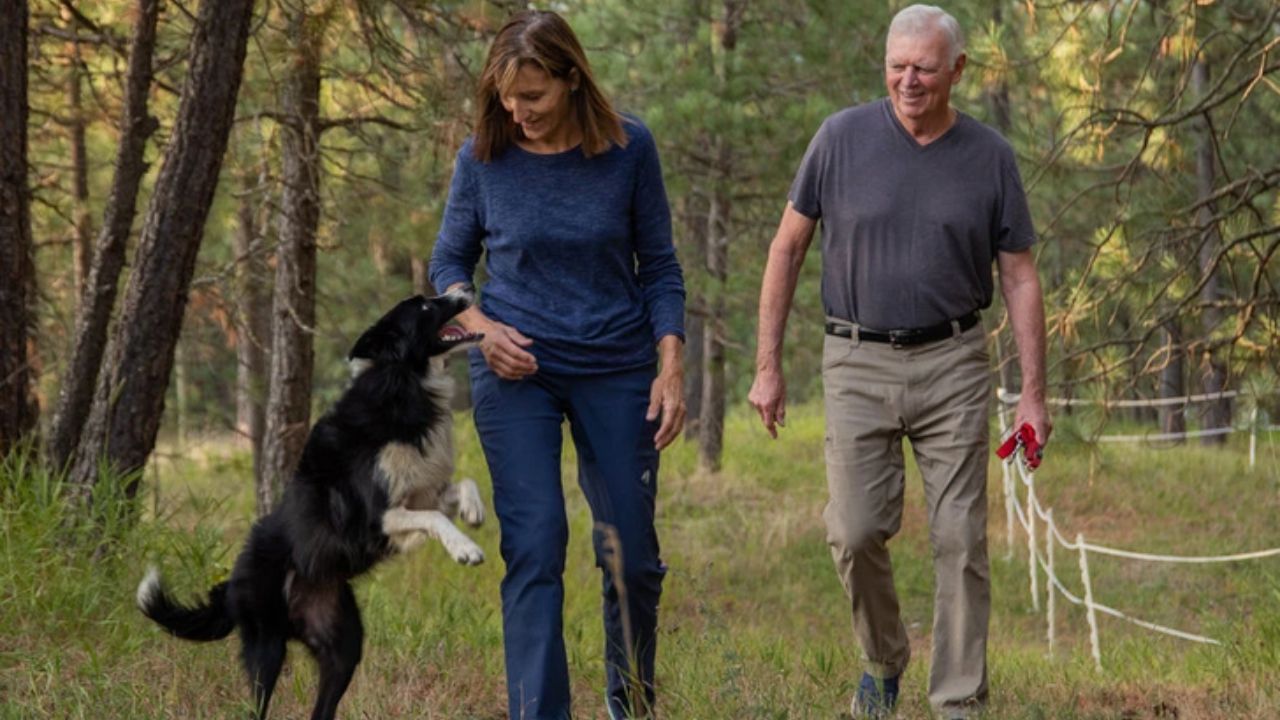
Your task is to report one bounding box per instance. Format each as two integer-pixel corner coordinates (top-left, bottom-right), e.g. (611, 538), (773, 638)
(428, 10), (685, 720)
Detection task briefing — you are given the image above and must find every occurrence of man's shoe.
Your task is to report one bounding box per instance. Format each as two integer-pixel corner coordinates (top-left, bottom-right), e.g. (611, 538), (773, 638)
(850, 672), (899, 718)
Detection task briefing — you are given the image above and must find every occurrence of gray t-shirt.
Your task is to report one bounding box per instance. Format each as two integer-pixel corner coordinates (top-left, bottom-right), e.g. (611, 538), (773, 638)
(789, 98), (1036, 330)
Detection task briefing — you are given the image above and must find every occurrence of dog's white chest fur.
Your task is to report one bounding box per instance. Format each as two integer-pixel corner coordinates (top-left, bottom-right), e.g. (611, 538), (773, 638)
(373, 370), (455, 508)
(376, 425), (454, 508)
(358, 360), (485, 565)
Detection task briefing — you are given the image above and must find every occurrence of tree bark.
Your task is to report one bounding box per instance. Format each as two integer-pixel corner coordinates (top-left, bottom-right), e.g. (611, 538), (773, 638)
(411, 256), (429, 296)
(234, 183), (270, 482)
(1158, 320), (1186, 438)
(1191, 56), (1231, 444)
(0, 0), (38, 455)
(698, 143), (730, 474)
(173, 340), (189, 449)
(696, 0), (742, 473)
(67, 0), (257, 497)
(63, 8), (93, 302)
(47, 0), (161, 471)
(681, 192), (706, 440)
(983, 2), (1013, 137)
(260, 2), (324, 516)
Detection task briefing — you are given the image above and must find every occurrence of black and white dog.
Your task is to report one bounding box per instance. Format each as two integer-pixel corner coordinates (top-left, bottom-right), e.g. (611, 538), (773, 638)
(138, 286), (485, 720)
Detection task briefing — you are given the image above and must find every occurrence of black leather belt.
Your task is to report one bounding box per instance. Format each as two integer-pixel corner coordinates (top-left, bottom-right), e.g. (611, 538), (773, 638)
(825, 311), (979, 347)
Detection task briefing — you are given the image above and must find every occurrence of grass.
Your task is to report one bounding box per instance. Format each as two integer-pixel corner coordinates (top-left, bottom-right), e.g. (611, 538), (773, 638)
(2, 404), (1279, 719)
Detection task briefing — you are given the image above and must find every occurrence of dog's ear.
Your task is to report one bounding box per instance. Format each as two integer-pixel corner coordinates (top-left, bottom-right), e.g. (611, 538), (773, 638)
(350, 295), (438, 372)
(347, 326), (380, 363)
(348, 322), (403, 365)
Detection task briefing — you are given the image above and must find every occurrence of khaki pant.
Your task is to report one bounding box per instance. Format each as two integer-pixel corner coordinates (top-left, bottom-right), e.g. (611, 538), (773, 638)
(822, 319), (991, 717)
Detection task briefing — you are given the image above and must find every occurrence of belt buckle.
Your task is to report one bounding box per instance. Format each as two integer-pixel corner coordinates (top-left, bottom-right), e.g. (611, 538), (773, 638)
(889, 329), (909, 348)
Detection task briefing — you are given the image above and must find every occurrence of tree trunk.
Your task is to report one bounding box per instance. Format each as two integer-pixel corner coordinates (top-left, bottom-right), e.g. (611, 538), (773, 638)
(0, 0), (38, 455)
(1191, 56), (1231, 443)
(260, 2), (324, 516)
(698, 177), (727, 473)
(1158, 320), (1185, 438)
(173, 341), (189, 450)
(370, 133), (406, 280)
(681, 192), (706, 440)
(67, 0), (257, 498)
(411, 256), (429, 296)
(63, 8), (93, 302)
(234, 183), (270, 481)
(983, 2), (1013, 136)
(46, 0), (161, 471)
(696, 0), (742, 473)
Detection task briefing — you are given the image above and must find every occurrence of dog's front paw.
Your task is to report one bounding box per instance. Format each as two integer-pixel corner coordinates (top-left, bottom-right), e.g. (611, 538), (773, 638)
(444, 533), (485, 566)
(457, 478), (485, 528)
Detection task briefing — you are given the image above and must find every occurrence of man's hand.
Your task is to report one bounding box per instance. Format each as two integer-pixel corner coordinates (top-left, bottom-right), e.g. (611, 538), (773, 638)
(748, 367), (787, 439)
(477, 320), (537, 380)
(997, 249), (1051, 456)
(748, 204), (815, 440)
(1015, 395), (1052, 450)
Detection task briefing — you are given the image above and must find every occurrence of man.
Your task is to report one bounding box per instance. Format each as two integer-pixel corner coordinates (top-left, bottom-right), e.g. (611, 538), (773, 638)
(747, 5), (1051, 719)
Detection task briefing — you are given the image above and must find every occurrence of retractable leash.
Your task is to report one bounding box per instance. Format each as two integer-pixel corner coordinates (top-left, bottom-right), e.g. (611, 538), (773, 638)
(996, 423), (1043, 471)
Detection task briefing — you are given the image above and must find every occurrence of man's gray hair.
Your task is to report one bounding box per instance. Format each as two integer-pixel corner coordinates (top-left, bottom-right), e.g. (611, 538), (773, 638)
(887, 5), (965, 66)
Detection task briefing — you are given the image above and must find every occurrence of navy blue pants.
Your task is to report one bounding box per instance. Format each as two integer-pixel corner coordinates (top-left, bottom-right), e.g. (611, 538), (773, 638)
(471, 359), (666, 720)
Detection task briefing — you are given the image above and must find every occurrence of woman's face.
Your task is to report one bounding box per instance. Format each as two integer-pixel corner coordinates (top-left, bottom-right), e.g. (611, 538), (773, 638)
(500, 63), (578, 147)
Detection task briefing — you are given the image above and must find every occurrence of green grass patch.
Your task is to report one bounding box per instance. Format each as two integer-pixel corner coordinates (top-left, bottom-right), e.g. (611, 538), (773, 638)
(3, 404), (1279, 718)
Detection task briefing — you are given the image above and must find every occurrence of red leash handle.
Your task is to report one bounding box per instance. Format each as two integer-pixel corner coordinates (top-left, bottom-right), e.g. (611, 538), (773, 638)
(996, 423), (1043, 470)
(995, 428), (1021, 460)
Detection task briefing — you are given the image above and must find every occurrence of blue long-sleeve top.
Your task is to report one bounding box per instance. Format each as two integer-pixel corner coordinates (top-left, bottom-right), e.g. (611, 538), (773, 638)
(429, 118), (685, 375)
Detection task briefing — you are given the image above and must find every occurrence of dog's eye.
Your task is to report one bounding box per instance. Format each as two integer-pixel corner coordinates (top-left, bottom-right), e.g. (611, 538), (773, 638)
(421, 302), (429, 311)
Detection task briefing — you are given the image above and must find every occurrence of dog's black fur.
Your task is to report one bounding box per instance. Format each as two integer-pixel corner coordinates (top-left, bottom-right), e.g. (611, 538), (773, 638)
(138, 287), (484, 720)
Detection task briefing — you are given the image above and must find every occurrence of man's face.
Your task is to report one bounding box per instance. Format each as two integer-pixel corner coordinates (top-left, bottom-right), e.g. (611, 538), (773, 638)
(884, 27), (965, 126)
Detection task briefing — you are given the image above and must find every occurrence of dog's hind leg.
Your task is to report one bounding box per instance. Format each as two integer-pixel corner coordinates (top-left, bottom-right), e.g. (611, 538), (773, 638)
(306, 583), (364, 720)
(440, 478), (485, 527)
(240, 629), (287, 720)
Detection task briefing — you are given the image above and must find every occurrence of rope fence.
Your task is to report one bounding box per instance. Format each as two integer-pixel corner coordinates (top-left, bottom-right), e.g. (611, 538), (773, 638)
(997, 388), (1245, 408)
(994, 399), (1280, 669)
(997, 388), (1280, 467)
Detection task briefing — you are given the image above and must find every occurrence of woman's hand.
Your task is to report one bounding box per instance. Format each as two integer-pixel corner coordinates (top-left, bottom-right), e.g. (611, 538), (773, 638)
(647, 335), (686, 450)
(478, 319), (538, 380)
(446, 283), (537, 380)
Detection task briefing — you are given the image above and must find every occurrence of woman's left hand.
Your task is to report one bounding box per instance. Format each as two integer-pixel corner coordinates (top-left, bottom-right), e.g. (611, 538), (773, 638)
(647, 365), (686, 451)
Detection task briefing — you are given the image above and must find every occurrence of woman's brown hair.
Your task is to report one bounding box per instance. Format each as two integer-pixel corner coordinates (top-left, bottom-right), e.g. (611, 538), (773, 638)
(473, 10), (626, 162)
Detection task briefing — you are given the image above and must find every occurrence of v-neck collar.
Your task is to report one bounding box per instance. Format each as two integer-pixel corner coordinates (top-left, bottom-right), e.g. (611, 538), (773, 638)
(882, 98), (963, 152)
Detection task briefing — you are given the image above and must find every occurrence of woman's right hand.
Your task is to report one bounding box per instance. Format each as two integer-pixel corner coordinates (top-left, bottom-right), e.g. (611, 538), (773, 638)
(447, 282), (538, 380)
(476, 318), (538, 380)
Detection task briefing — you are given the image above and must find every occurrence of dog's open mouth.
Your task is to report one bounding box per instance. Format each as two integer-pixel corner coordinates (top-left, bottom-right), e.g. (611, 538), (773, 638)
(439, 325), (483, 346)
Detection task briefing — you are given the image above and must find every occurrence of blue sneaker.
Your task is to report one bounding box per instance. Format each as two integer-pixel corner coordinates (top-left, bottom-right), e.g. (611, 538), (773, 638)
(851, 672), (900, 718)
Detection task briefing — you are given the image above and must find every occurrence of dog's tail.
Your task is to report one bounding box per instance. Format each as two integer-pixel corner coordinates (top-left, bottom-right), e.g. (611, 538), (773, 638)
(136, 566), (235, 642)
